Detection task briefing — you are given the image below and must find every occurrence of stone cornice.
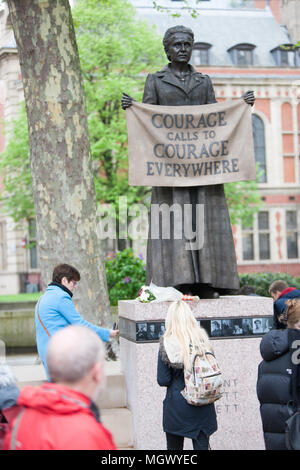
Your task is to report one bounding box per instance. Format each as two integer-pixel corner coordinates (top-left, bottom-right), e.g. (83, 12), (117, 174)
(0, 46), (18, 61)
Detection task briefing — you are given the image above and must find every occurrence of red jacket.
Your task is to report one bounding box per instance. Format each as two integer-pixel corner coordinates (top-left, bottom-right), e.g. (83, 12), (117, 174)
(4, 383), (117, 450)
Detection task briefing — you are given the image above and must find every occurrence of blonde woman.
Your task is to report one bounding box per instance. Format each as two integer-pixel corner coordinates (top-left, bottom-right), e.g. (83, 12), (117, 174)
(157, 300), (218, 450)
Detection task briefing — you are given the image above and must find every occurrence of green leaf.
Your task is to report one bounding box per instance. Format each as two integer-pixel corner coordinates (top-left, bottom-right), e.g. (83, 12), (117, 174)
(0, 103), (34, 222)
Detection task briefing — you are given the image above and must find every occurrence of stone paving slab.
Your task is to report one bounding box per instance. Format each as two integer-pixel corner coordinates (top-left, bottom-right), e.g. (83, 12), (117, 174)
(8, 357), (121, 382)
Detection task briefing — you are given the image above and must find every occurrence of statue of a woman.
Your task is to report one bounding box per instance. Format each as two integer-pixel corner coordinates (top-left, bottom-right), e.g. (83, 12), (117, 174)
(122, 26), (255, 298)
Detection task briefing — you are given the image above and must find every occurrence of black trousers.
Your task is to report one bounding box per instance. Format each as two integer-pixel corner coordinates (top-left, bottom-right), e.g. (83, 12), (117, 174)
(166, 431), (210, 450)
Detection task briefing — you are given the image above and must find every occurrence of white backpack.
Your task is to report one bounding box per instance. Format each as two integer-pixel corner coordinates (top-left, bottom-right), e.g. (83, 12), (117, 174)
(181, 350), (223, 406)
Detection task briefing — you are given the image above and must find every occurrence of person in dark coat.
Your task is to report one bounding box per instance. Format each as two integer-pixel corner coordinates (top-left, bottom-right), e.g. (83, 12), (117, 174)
(0, 364), (19, 413)
(122, 25), (255, 298)
(0, 363), (20, 449)
(269, 280), (300, 329)
(239, 285), (258, 296)
(157, 300), (218, 450)
(257, 298), (300, 450)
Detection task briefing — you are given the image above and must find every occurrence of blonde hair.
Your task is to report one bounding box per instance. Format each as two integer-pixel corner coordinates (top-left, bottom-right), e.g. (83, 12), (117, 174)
(286, 299), (300, 328)
(164, 300), (212, 368)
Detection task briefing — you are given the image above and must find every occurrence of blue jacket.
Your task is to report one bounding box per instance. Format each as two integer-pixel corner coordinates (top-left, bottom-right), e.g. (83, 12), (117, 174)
(157, 338), (217, 439)
(35, 284), (110, 378)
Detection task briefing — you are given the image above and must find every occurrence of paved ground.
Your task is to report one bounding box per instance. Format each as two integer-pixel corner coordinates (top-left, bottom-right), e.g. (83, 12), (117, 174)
(6, 352), (122, 383)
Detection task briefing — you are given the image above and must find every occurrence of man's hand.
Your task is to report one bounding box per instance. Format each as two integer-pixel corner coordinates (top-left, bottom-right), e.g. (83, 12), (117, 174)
(121, 92), (134, 110)
(242, 90), (255, 107)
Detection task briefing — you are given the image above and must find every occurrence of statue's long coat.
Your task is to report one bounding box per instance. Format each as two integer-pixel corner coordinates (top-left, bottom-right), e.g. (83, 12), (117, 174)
(143, 64), (239, 291)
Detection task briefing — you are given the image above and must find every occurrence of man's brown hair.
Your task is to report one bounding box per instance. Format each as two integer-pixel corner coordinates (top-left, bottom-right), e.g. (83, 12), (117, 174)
(269, 280), (288, 295)
(52, 264), (80, 284)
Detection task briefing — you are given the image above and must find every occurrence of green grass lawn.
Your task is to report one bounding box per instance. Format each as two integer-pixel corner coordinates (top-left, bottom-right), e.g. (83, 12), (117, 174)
(0, 292), (42, 303)
(0, 293), (118, 317)
(0, 292), (118, 325)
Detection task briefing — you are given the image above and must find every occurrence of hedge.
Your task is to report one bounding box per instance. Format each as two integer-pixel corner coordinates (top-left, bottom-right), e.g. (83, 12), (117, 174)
(105, 248), (300, 302)
(239, 272), (300, 297)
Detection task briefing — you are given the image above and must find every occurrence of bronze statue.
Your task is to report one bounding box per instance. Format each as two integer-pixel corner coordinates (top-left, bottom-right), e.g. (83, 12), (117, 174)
(122, 26), (255, 298)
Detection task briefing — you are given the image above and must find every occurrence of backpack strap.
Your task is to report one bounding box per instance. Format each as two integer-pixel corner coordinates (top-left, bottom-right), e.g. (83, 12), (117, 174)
(36, 297), (51, 338)
(9, 408), (25, 450)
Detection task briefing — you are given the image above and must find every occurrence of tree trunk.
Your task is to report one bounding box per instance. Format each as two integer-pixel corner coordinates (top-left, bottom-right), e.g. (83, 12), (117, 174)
(7, 0), (111, 325)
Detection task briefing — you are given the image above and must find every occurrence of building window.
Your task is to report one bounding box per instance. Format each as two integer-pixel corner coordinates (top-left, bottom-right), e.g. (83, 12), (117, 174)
(28, 219), (38, 269)
(0, 221), (7, 271)
(271, 45), (299, 67)
(286, 211), (298, 259)
(190, 42), (211, 66)
(252, 114), (267, 183)
(242, 217), (254, 260)
(258, 212), (270, 260)
(241, 212), (271, 261)
(228, 43), (255, 66)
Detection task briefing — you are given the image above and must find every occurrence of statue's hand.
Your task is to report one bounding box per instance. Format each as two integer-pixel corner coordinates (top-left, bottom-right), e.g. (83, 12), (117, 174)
(121, 92), (134, 110)
(242, 90), (255, 107)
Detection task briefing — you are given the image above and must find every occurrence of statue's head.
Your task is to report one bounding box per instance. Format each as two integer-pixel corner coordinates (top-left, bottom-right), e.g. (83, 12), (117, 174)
(163, 25), (194, 62)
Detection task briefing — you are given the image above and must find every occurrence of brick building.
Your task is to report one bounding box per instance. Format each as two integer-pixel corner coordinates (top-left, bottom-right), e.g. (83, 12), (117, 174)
(0, 1), (80, 294)
(0, 5), (40, 294)
(133, 0), (300, 277)
(0, 0), (299, 294)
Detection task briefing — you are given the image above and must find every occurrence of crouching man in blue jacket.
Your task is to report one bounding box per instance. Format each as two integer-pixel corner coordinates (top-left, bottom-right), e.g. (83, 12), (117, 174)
(35, 263), (118, 379)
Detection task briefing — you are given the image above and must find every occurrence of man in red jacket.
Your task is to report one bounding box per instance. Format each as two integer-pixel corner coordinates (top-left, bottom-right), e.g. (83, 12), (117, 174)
(4, 325), (117, 450)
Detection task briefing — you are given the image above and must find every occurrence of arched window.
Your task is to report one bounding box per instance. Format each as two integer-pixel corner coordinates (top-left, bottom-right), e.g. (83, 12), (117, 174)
(252, 114), (267, 183)
(190, 42), (211, 66)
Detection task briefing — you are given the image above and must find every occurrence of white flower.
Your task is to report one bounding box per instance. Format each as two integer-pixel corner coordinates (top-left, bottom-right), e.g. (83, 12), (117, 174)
(140, 291), (149, 302)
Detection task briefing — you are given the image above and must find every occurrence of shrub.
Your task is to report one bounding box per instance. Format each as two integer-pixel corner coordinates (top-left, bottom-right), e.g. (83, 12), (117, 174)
(239, 272), (300, 297)
(105, 248), (146, 306)
(105, 254), (300, 304)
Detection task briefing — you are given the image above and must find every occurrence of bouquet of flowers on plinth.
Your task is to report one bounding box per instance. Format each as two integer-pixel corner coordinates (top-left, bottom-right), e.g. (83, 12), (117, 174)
(138, 285), (156, 303)
(137, 282), (200, 303)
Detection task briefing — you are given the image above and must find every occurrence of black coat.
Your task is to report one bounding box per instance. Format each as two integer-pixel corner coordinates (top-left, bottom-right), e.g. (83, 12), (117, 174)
(142, 65), (217, 106)
(143, 64), (239, 291)
(257, 329), (300, 450)
(157, 339), (217, 439)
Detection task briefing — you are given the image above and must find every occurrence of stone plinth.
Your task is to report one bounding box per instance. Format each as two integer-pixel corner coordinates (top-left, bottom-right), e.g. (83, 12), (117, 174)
(119, 296), (273, 450)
